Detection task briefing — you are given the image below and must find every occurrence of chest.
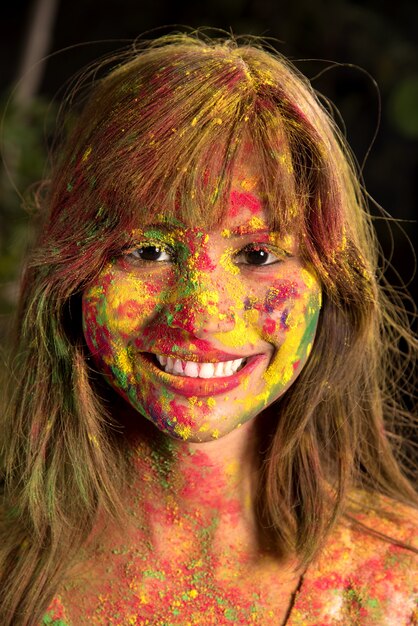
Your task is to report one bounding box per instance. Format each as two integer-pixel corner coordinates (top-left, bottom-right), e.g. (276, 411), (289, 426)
(58, 549), (300, 625)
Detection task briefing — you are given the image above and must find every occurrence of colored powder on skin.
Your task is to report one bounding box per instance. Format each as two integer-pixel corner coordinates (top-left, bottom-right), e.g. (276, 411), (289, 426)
(268, 232), (294, 251)
(82, 190), (321, 442)
(219, 248), (240, 276)
(243, 296), (257, 311)
(193, 289), (220, 316)
(238, 292), (320, 413)
(263, 282), (298, 313)
(221, 215), (267, 238)
(262, 318), (277, 335)
(213, 312), (260, 349)
(61, 439), (292, 623)
(280, 308), (290, 330)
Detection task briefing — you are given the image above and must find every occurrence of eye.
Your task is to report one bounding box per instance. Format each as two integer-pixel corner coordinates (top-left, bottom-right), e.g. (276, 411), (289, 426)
(234, 244), (284, 266)
(126, 245), (173, 263)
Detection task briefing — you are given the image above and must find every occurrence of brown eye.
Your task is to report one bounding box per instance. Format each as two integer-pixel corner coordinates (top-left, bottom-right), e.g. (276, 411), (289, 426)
(235, 245), (282, 266)
(127, 245), (173, 262)
(244, 248), (270, 265)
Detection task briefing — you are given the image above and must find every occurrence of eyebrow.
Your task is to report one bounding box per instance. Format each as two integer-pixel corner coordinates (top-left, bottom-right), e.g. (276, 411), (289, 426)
(132, 223), (186, 240)
(221, 227), (271, 238)
(142, 223), (182, 233)
(138, 223), (274, 239)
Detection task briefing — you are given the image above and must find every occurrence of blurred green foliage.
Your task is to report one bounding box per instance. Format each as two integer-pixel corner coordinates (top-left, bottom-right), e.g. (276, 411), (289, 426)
(0, 95), (57, 339)
(388, 75), (418, 138)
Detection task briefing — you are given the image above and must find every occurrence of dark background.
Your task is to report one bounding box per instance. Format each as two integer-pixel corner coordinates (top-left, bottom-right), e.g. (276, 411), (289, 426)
(1, 0), (417, 343)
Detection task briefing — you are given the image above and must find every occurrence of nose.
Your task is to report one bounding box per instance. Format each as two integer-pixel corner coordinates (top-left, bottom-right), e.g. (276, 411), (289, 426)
(159, 274), (237, 336)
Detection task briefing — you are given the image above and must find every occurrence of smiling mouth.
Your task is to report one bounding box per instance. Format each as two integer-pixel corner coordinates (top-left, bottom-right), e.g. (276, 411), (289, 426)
(138, 352), (264, 397)
(152, 354), (247, 378)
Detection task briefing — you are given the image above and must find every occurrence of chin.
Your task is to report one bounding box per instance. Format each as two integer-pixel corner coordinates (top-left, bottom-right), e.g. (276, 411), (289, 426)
(140, 411), (245, 444)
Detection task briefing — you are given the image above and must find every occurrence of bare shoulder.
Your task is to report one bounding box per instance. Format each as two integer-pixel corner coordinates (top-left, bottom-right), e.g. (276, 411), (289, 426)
(346, 490), (418, 549)
(331, 492), (417, 603)
(290, 492), (418, 624)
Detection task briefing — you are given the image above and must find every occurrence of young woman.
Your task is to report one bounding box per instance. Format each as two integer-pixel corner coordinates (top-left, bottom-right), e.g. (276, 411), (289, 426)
(0, 33), (416, 625)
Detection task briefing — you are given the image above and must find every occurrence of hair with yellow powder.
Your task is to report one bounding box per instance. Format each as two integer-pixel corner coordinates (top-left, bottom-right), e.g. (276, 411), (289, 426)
(0, 33), (416, 623)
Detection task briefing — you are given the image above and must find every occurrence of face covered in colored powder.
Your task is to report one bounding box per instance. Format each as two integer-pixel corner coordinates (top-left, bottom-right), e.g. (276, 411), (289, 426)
(82, 143), (322, 442)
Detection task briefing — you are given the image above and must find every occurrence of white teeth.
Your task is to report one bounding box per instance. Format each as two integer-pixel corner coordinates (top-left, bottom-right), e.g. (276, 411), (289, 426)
(184, 361), (199, 378)
(155, 355), (246, 378)
(233, 358), (243, 371)
(199, 363), (215, 378)
(214, 362), (224, 377)
(173, 359), (184, 375)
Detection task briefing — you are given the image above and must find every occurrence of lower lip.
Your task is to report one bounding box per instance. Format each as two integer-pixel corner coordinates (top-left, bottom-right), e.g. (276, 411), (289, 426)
(136, 353), (265, 397)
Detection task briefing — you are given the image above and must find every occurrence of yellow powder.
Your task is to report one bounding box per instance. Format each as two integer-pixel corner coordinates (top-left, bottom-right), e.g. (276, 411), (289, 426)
(114, 347), (132, 377)
(246, 215), (266, 231)
(194, 287), (220, 316)
(81, 146), (92, 162)
(226, 459), (239, 477)
(88, 434), (100, 449)
(268, 232), (294, 251)
(174, 424), (192, 440)
(219, 248), (240, 275)
(213, 315), (259, 348)
(89, 284), (105, 299)
(301, 267), (318, 289)
(240, 176), (258, 191)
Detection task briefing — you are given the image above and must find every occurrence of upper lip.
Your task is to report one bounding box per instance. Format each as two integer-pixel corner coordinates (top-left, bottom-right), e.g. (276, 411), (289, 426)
(138, 329), (259, 363)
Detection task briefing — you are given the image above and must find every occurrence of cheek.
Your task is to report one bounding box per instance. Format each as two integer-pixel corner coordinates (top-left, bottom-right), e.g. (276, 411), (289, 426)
(241, 278), (300, 338)
(82, 269), (168, 353)
(242, 271), (321, 344)
(261, 279), (300, 335)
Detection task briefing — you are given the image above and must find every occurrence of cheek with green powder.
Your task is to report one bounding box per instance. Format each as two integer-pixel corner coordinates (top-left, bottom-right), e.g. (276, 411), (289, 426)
(211, 264), (321, 421)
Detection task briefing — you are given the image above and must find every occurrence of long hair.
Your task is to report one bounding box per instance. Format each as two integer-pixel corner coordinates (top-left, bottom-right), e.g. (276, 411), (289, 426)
(1, 33), (416, 624)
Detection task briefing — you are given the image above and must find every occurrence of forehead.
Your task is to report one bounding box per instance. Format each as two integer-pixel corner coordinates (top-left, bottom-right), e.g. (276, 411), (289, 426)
(221, 141), (267, 232)
(170, 141), (267, 231)
(142, 156), (269, 238)
(124, 134), (298, 243)
(229, 137), (263, 182)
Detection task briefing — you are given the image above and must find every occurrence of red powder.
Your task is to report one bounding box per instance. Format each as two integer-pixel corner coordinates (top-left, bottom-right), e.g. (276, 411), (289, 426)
(169, 399), (202, 427)
(264, 281), (298, 313)
(228, 191), (262, 217)
(262, 319), (277, 335)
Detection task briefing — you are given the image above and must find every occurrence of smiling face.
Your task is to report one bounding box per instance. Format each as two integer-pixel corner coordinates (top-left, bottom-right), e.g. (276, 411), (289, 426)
(82, 144), (322, 442)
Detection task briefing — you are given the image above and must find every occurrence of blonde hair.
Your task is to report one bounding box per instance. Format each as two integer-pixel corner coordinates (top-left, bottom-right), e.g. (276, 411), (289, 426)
(0, 33), (416, 624)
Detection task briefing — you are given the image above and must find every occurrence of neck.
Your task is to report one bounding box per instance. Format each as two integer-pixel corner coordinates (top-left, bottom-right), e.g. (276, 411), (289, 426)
(125, 421), (258, 555)
(63, 410), (303, 625)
